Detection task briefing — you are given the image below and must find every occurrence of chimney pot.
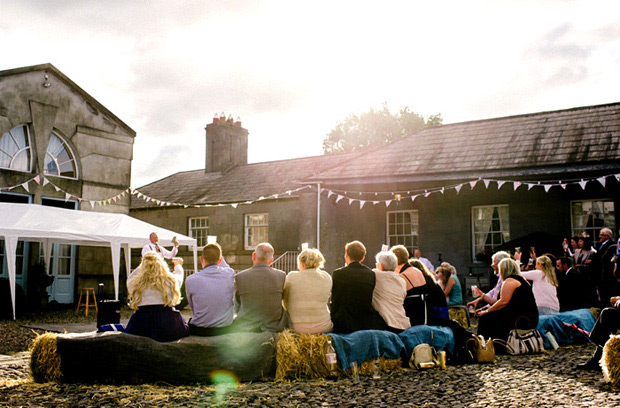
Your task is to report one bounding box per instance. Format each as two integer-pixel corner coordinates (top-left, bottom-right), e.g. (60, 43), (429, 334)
(219, 112), (226, 121)
(234, 116), (242, 127)
(213, 112), (219, 123)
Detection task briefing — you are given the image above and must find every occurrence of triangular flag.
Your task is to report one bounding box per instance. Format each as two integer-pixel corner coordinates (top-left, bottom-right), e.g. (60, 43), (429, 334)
(544, 184), (552, 192)
(615, 174), (620, 182)
(258, 196), (265, 200)
(77, 197), (82, 203)
(231, 203), (238, 208)
(65, 192), (71, 201)
(359, 201), (366, 209)
(513, 182), (521, 191)
(327, 190), (334, 199)
(579, 180), (587, 190)
(385, 200), (392, 207)
(497, 180), (506, 189)
(372, 201), (380, 205)
(411, 195), (417, 202)
(469, 180), (477, 189)
(90, 200), (96, 208)
(483, 179), (490, 189)
(424, 191), (431, 197)
(183, 205), (188, 208)
(335, 195), (344, 203)
(22, 182), (29, 192)
(348, 198), (355, 205)
(129, 188), (135, 194)
(53, 185), (60, 192)
(34, 175), (40, 184)
(145, 197), (151, 202)
(137, 192), (143, 198)
(455, 184), (462, 194)
(597, 177), (606, 188)
(528, 183), (535, 190)
(8, 186), (14, 191)
(440, 187), (445, 194)
(561, 184), (567, 189)
(286, 190), (292, 195)
(273, 194), (279, 199)
(42, 177), (49, 186)
(112, 196), (117, 203)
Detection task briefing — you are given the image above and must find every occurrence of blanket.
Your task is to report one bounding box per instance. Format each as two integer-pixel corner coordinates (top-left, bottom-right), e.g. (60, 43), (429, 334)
(328, 330), (405, 370)
(398, 325), (455, 356)
(536, 309), (596, 348)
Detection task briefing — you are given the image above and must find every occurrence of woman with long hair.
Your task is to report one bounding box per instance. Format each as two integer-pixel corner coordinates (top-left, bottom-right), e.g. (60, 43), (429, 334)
(435, 262), (463, 306)
(125, 251), (189, 342)
(520, 255), (560, 315)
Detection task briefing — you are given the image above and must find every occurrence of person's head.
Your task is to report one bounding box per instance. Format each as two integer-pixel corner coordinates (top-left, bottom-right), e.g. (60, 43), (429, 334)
(414, 249), (422, 259)
(128, 251), (180, 309)
(375, 251), (398, 272)
(557, 256), (573, 272)
(535, 255), (559, 287)
(409, 258), (438, 283)
(172, 257), (183, 266)
(498, 258), (521, 280)
(345, 241), (366, 264)
(298, 248), (325, 270)
(570, 237), (579, 249)
(435, 263), (454, 285)
(542, 253), (557, 265)
(201, 243), (222, 267)
(599, 228), (613, 242)
(491, 251), (511, 273)
(149, 232), (158, 244)
(578, 236), (593, 250)
(390, 245), (410, 266)
(253, 242), (274, 265)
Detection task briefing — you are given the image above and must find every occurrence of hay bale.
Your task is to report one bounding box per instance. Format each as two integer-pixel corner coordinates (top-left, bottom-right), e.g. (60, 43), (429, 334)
(276, 331), (402, 380)
(30, 333), (61, 383)
(602, 334), (620, 388)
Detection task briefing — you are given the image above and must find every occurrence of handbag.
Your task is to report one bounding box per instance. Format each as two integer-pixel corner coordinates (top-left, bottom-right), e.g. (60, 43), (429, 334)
(466, 335), (495, 363)
(497, 316), (544, 355)
(410, 343), (437, 369)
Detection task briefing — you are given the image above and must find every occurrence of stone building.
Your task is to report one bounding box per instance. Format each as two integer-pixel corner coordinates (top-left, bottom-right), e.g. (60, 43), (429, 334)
(0, 63), (135, 304)
(131, 103), (620, 298)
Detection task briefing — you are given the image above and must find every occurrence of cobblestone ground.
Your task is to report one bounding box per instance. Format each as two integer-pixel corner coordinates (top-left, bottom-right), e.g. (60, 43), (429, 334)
(1, 343), (619, 407)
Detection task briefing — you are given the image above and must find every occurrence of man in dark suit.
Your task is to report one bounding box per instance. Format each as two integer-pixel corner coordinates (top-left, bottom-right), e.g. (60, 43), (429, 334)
(556, 257), (589, 311)
(330, 241), (388, 333)
(232, 242), (290, 332)
(593, 228), (619, 306)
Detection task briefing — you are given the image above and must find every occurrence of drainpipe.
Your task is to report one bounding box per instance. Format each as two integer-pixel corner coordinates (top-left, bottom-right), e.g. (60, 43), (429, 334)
(316, 182), (321, 251)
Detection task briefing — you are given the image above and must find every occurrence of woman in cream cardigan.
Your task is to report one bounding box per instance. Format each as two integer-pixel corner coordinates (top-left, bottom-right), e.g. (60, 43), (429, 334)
(283, 248), (333, 334)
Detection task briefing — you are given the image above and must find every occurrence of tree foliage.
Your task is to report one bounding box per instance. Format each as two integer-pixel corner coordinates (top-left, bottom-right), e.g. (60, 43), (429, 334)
(323, 104), (442, 154)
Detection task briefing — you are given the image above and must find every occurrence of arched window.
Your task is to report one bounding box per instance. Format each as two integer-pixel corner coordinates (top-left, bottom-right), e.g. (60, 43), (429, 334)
(0, 125), (32, 172)
(44, 133), (77, 179)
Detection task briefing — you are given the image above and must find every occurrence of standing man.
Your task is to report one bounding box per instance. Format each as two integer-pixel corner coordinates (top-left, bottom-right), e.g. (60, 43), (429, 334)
(556, 257), (589, 311)
(185, 243), (235, 336)
(331, 241), (387, 333)
(413, 249), (435, 272)
(142, 232), (178, 260)
(232, 243), (289, 332)
(593, 228), (618, 305)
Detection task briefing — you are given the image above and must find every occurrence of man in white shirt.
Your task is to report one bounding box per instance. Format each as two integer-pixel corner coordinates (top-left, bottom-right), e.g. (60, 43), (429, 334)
(413, 249), (434, 272)
(171, 257), (184, 290)
(141, 232), (178, 260)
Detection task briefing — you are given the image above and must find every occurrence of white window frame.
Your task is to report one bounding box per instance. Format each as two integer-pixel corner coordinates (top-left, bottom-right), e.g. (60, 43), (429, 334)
(44, 132), (79, 180)
(188, 216), (210, 248)
(386, 210), (419, 256)
(245, 213), (268, 250)
(0, 125), (32, 173)
(570, 199), (615, 240)
(471, 204), (510, 261)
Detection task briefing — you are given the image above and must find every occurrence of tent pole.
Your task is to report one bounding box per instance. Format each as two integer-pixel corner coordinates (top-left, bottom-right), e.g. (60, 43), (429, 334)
(5, 236), (18, 320)
(110, 242), (121, 301)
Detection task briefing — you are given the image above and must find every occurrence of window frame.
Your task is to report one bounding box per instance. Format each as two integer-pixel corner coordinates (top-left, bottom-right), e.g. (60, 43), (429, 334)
(0, 125), (33, 173)
(386, 209), (419, 256)
(188, 216), (210, 248)
(471, 204), (510, 261)
(244, 213), (269, 251)
(569, 199), (615, 241)
(44, 132), (79, 180)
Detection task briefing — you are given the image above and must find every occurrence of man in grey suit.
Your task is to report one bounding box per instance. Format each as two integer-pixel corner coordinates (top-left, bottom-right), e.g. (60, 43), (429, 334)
(231, 242), (290, 332)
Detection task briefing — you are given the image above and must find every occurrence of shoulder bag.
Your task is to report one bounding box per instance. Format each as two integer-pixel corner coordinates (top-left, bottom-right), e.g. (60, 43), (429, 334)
(466, 335), (495, 363)
(496, 316), (544, 355)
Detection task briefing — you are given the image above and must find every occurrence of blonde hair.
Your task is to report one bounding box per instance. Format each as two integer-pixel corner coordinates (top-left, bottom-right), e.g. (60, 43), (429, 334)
(409, 258), (437, 283)
(128, 252), (180, 309)
(436, 262), (456, 285)
(536, 255), (559, 287)
(298, 248), (325, 269)
(498, 258), (521, 281)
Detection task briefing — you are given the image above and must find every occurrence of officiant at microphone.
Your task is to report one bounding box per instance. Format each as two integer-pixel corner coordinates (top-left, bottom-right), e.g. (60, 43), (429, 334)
(142, 232), (179, 260)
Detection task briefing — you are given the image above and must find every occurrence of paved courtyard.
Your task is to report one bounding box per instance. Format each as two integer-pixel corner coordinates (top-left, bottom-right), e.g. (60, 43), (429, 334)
(0, 343), (618, 407)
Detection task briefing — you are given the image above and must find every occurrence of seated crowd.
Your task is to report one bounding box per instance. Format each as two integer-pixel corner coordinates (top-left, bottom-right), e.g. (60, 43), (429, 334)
(125, 227), (619, 367)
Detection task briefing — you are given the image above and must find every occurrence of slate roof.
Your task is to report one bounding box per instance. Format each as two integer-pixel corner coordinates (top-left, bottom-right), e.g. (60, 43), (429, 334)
(131, 153), (356, 209)
(310, 102), (620, 184)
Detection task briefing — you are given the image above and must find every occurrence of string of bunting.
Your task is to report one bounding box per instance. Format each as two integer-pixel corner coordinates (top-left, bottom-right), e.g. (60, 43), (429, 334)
(322, 173), (620, 209)
(0, 174), (312, 209)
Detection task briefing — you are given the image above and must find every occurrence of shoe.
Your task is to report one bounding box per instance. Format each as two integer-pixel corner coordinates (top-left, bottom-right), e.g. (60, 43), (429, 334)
(576, 347), (603, 371)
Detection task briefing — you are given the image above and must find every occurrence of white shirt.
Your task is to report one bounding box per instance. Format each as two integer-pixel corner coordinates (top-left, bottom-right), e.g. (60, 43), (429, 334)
(417, 256), (435, 272)
(372, 268), (411, 331)
(141, 242), (178, 259)
(173, 264), (184, 290)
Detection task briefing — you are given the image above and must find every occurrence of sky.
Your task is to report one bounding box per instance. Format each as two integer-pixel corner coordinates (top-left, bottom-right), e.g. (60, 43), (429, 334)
(2, 0), (620, 188)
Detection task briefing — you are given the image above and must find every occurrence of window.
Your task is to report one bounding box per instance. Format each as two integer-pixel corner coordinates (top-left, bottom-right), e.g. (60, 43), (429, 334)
(472, 205), (510, 260)
(0, 125), (32, 172)
(44, 133), (77, 178)
(189, 217), (210, 247)
(387, 210), (419, 255)
(571, 200), (615, 240)
(245, 213), (268, 250)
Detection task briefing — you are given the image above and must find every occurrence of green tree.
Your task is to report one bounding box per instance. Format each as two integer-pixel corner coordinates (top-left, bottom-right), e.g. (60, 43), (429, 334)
(323, 104), (442, 154)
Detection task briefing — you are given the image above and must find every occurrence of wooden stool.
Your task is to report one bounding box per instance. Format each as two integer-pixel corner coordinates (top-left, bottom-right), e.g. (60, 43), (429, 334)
(75, 288), (98, 316)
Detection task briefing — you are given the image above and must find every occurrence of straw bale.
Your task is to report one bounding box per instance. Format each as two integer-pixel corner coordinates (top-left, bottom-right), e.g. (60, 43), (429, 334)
(30, 333), (61, 383)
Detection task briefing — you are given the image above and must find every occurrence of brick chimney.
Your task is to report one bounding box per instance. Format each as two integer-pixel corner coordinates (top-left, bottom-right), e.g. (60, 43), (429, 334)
(205, 113), (248, 173)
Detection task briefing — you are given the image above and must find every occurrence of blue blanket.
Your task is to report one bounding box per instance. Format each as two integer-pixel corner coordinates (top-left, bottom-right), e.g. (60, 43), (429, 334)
(398, 325), (455, 356)
(536, 309), (596, 348)
(328, 330), (406, 370)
